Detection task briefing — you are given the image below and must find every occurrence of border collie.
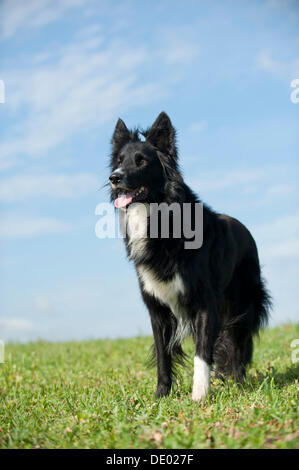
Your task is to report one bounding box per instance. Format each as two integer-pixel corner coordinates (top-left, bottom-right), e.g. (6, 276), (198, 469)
(109, 112), (271, 402)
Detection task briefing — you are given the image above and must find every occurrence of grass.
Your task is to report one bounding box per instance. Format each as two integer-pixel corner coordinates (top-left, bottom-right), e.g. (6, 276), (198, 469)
(0, 324), (298, 449)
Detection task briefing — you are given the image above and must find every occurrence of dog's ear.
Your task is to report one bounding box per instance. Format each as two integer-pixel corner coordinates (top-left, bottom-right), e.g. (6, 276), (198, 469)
(112, 118), (131, 155)
(146, 112), (178, 162)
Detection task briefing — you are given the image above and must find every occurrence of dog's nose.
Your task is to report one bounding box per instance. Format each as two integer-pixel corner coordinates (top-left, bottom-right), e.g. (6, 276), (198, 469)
(109, 172), (122, 185)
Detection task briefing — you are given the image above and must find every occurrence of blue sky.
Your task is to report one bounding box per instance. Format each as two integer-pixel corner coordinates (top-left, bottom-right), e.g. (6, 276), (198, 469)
(0, 0), (298, 342)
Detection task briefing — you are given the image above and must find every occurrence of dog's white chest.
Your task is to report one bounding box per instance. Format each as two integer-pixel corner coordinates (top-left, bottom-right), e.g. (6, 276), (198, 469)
(138, 266), (185, 319)
(123, 203), (149, 261)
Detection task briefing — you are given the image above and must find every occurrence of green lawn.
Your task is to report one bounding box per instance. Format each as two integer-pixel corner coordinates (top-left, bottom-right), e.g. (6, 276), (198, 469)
(0, 324), (298, 449)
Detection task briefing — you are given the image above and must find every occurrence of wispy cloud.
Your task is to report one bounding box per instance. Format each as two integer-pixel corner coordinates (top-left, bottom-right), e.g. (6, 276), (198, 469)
(189, 168), (263, 193)
(264, 183), (294, 202)
(0, 317), (35, 331)
(158, 28), (200, 65)
(0, 215), (70, 238)
(0, 0), (86, 40)
(1, 276), (150, 342)
(0, 317), (49, 342)
(250, 210), (299, 324)
(256, 49), (299, 81)
(187, 120), (208, 133)
(0, 19), (202, 171)
(253, 211), (299, 261)
(1, 32), (165, 169)
(0, 172), (99, 202)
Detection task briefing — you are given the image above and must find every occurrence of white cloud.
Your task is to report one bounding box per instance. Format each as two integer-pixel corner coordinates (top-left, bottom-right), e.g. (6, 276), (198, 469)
(0, 215), (70, 238)
(0, 316), (49, 342)
(265, 0), (298, 13)
(0, 21), (201, 170)
(0, 33), (165, 169)
(0, 317), (35, 331)
(256, 49), (299, 81)
(1, 275), (151, 342)
(0, 172), (98, 202)
(158, 29), (199, 65)
(77, 23), (102, 38)
(244, 212), (299, 325)
(252, 211), (299, 262)
(187, 120), (207, 133)
(189, 168), (263, 192)
(0, 0), (86, 40)
(264, 183), (294, 202)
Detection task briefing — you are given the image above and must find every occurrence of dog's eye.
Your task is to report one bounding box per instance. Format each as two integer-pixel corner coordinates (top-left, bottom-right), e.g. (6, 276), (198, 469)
(135, 153), (147, 167)
(117, 157), (123, 167)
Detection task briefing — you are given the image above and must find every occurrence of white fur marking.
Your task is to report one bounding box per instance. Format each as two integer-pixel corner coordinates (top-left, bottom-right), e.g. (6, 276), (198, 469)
(192, 356), (210, 402)
(138, 266), (184, 318)
(125, 203), (149, 260)
(138, 266), (191, 347)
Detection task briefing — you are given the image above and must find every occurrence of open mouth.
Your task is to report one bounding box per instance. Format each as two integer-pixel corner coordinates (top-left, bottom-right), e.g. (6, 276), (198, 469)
(114, 186), (148, 209)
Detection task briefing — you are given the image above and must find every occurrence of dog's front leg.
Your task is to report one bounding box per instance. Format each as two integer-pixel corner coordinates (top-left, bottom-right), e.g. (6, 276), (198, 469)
(192, 308), (218, 402)
(145, 297), (174, 398)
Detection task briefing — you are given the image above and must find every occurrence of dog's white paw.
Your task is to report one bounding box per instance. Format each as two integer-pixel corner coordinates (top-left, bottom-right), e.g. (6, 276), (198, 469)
(192, 356), (210, 402)
(192, 383), (209, 402)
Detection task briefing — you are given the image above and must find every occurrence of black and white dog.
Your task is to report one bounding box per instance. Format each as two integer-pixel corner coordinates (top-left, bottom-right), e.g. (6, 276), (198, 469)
(109, 112), (271, 402)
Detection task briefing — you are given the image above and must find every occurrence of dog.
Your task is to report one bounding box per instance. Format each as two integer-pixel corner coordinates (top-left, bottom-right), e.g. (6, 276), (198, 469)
(109, 111), (271, 402)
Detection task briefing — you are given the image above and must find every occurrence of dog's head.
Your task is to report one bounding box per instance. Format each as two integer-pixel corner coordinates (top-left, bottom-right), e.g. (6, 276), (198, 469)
(109, 112), (182, 208)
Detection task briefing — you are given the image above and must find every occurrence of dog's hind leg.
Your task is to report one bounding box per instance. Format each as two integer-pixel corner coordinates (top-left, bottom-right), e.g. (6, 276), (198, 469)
(214, 255), (270, 384)
(230, 328), (253, 383)
(214, 326), (252, 383)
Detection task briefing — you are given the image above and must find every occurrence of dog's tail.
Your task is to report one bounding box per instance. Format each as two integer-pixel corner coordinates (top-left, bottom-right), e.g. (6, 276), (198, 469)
(249, 275), (272, 334)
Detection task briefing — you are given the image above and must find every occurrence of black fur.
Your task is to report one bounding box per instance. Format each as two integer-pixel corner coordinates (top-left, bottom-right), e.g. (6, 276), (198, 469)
(109, 112), (271, 398)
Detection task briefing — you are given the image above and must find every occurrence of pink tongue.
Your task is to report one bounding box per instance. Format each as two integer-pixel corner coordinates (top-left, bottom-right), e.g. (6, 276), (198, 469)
(114, 193), (133, 208)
